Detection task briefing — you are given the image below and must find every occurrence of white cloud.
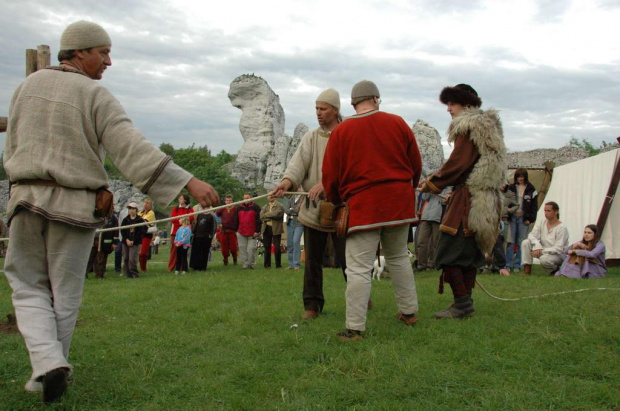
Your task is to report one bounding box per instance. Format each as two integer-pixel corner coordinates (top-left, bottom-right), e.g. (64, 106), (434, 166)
(1, 0), (618, 160)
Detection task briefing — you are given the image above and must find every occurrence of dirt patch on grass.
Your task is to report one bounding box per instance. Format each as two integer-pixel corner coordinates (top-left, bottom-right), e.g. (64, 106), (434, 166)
(0, 313), (20, 335)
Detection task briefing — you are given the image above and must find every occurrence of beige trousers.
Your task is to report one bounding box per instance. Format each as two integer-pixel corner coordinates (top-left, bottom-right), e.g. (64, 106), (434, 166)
(4, 211), (95, 380)
(521, 239), (564, 273)
(345, 225), (418, 331)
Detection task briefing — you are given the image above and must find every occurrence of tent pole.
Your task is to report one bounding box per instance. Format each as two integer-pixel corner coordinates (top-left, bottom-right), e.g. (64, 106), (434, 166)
(596, 136), (620, 232)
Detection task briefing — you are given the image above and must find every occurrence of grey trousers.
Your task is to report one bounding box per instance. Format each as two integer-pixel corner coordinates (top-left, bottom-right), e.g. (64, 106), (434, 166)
(345, 225), (418, 332)
(122, 242), (140, 278)
(415, 220), (440, 269)
(4, 211), (95, 381)
(236, 233), (257, 268)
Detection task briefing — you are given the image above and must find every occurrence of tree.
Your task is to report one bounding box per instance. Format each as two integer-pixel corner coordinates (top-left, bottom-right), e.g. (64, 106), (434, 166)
(0, 153), (7, 180)
(159, 143), (175, 157)
(155, 143), (245, 198)
(568, 137), (612, 157)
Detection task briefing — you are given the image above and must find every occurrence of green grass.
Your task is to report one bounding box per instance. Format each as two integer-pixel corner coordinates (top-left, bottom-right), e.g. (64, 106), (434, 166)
(1, 246), (619, 410)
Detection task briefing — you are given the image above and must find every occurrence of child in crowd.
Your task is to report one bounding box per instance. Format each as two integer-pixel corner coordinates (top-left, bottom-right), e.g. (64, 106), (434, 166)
(174, 218), (192, 275)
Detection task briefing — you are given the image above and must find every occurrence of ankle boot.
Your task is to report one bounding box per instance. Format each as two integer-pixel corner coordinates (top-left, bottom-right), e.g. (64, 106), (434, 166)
(434, 296), (474, 319)
(524, 264), (532, 275)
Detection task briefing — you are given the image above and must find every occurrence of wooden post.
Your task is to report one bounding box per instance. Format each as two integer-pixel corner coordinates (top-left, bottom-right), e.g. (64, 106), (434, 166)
(596, 136), (620, 233)
(1, 45), (53, 134)
(26, 49), (38, 76)
(37, 45), (51, 71)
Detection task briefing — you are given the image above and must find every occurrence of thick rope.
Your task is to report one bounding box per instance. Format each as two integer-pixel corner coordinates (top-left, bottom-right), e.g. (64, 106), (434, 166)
(475, 278), (620, 301)
(0, 191), (308, 240)
(1, 191), (618, 302)
(94, 191), (307, 233)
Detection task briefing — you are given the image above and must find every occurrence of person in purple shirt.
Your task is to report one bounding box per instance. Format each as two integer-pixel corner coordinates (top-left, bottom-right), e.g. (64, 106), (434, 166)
(556, 224), (606, 279)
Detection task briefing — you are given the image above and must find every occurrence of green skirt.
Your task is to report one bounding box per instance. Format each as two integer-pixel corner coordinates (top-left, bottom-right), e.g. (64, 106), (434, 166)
(434, 227), (485, 269)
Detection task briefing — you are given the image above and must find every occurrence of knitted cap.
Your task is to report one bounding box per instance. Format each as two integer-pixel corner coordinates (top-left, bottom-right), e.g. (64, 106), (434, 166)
(316, 88), (340, 110)
(60, 21), (111, 50)
(351, 80), (380, 105)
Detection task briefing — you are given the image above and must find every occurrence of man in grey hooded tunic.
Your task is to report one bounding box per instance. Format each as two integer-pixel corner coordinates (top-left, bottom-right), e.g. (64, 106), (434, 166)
(3, 21), (219, 403)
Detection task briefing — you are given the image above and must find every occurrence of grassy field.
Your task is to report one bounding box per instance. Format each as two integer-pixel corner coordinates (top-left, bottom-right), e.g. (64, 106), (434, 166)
(1, 245), (619, 410)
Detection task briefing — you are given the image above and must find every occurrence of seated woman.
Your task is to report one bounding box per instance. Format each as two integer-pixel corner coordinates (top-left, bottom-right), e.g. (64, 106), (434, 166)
(556, 224), (606, 279)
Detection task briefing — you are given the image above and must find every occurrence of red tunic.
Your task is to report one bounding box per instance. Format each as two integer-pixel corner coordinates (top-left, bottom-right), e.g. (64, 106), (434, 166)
(322, 111), (422, 234)
(171, 205), (193, 236)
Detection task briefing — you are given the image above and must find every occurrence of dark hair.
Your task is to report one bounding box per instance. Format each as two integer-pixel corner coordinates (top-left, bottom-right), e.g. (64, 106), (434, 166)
(545, 201), (560, 219)
(582, 224), (600, 251)
(514, 168), (529, 184)
(439, 84), (482, 108)
(225, 194), (233, 199)
(180, 193), (190, 205)
(57, 48), (92, 62)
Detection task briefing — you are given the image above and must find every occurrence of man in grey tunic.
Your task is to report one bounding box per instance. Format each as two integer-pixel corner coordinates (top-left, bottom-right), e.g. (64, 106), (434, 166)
(3, 21), (219, 404)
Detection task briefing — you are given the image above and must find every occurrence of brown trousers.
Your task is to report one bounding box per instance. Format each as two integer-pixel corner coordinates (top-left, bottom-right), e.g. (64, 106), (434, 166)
(302, 227), (346, 312)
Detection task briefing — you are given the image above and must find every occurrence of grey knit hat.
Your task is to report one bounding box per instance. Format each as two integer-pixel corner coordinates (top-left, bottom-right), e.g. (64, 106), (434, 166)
(316, 88), (340, 110)
(351, 80), (380, 105)
(60, 21), (111, 50)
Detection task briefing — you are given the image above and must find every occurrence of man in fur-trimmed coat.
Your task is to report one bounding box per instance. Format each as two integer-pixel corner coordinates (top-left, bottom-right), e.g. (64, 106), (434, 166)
(420, 83), (506, 319)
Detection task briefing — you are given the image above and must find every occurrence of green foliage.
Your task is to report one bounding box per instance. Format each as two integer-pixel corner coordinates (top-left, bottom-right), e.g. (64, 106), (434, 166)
(0, 153), (7, 180)
(157, 143), (245, 199)
(103, 155), (122, 179)
(568, 137), (612, 157)
(159, 143), (175, 157)
(1, 252), (619, 409)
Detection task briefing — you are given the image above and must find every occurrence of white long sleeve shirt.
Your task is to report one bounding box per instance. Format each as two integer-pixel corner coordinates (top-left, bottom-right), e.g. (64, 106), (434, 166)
(527, 218), (569, 255)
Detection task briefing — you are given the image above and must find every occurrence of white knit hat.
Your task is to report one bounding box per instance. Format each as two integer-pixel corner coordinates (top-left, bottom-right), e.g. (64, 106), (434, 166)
(60, 21), (111, 50)
(316, 88), (341, 110)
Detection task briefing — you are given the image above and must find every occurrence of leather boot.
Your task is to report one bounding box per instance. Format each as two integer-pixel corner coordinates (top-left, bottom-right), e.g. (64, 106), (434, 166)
(524, 264), (532, 275)
(434, 296), (474, 319)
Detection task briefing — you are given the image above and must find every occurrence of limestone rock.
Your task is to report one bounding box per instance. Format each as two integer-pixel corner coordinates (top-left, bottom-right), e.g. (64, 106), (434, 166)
(287, 123), (308, 166)
(228, 74), (287, 188)
(506, 146), (589, 169)
(264, 123), (309, 189)
(412, 120), (444, 177)
(109, 180), (147, 213)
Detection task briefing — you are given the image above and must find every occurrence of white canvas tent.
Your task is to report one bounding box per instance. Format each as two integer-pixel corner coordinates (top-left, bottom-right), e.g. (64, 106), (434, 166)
(536, 149), (619, 261)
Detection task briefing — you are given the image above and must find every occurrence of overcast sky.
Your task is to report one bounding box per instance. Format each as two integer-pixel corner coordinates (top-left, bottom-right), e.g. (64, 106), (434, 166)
(1, 0), (618, 158)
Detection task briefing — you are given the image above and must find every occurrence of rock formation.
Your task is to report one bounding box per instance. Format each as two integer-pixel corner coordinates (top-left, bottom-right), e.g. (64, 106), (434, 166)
(228, 74), (287, 188)
(228, 74), (311, 189)
(412, 120), (444, 176)
(506, 146), (589, 169)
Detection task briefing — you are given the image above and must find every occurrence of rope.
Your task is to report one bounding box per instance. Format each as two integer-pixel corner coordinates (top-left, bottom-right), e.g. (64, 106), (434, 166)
(1, 191), (619, 303)
(475, 278), (620, 301)
(0, 191), (308, 240)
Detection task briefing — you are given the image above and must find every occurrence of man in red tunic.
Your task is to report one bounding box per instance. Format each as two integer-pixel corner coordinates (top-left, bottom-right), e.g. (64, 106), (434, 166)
(322, 80), (422, 340)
